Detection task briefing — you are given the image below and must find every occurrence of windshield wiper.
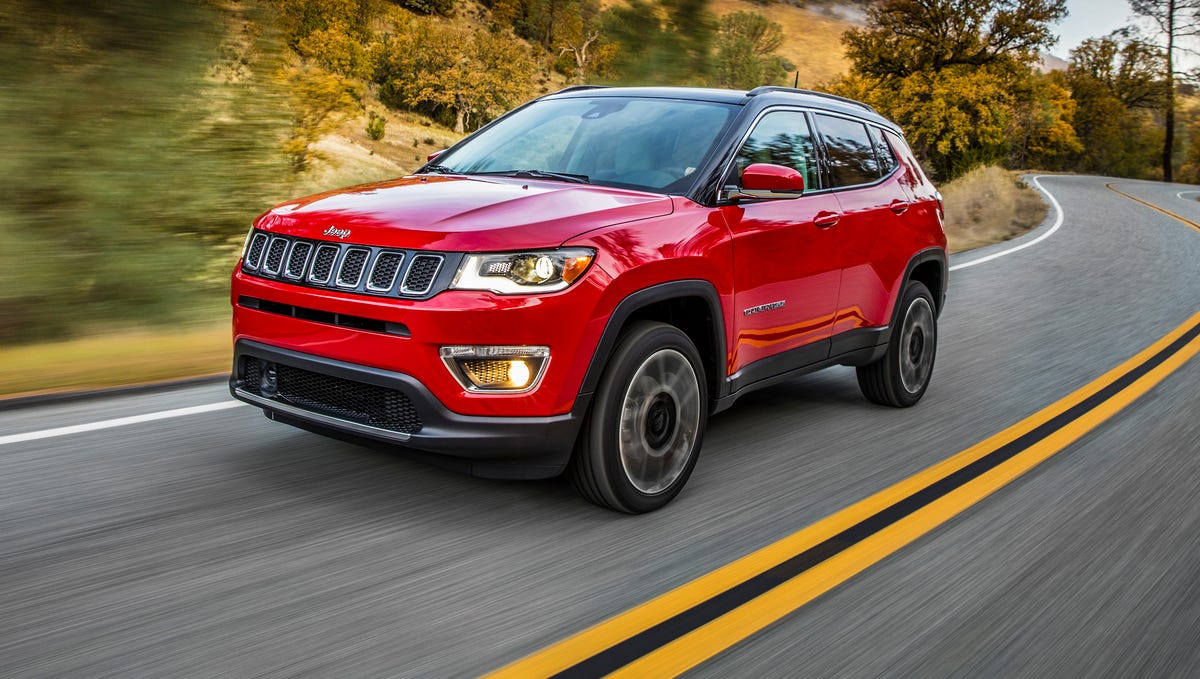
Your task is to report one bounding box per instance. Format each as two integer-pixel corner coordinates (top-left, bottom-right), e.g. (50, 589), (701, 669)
(420, 163), (458, 174)
(473, 169), (590, 184)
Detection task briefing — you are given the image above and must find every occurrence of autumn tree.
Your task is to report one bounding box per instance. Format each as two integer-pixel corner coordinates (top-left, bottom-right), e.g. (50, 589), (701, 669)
(377, 21), (534, 132)
(712, 12), (792, 89)
(1007, 70), (1082, 170)
(834, 0), (1069, 178)
(1130, 0), (1200, 181)
(280, 65), (362, 171)
(843, 0), (1067, 77)
(275, 0), (376, 48)
(549, 0), (609, 82)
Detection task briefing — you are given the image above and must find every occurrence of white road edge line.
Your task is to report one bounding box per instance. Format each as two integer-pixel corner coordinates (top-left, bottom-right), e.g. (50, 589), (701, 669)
(1176, 190), (1200, 200)
(949, 175), (1064, 272)
(0, 401), (247, 446)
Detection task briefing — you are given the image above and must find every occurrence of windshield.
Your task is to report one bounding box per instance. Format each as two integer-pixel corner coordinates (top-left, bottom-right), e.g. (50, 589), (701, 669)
(426, 97), (738, 194)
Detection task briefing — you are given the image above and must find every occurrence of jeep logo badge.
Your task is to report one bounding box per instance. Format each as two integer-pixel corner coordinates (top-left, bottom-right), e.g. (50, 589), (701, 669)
(323, 226), (351, 240)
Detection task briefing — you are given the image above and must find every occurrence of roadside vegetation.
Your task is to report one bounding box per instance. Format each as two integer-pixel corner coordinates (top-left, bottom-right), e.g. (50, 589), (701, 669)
(2, 0), (1198, 395)
(940, 168), (1049, 253)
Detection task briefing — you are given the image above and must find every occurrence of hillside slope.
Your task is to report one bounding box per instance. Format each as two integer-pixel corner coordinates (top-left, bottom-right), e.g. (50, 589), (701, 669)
(710, 0), (854, 88)
(308, 0), (859, 184)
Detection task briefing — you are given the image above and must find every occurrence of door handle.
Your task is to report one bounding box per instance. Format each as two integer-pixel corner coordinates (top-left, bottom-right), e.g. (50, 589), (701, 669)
(814, 211), (840, 229)
(889, 199), (910, 215)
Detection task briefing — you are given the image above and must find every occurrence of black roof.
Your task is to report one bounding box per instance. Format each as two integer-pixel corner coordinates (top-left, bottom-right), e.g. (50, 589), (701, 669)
(543, 85), (897, 131)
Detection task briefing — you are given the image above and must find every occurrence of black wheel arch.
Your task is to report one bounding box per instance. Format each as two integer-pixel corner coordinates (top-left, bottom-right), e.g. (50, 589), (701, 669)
(902, 247), (948, 320)
(579, 280), (729, 406)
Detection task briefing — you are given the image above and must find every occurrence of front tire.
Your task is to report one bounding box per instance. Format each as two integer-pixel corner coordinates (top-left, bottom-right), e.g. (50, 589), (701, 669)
(569, 321), (708, 513)
(857, 280), (937, 407)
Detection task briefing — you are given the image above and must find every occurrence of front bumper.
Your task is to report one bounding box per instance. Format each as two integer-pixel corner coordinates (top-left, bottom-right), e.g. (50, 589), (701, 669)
(230, 340), (588, 479)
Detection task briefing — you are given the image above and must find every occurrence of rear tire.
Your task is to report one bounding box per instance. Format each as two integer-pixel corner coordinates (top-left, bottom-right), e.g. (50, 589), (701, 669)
(857, 280), (937, 407)
(569, 322), (708, 513)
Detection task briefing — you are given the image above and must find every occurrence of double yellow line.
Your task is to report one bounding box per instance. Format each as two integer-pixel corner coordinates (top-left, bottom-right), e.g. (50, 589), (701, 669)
(487, 186), (1200, 679)
(1106, 182), (1200, 233)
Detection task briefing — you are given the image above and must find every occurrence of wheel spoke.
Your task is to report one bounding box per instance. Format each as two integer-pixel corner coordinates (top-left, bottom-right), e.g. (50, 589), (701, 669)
(618, 348), (701, 495)
(898, 297), (935, 394)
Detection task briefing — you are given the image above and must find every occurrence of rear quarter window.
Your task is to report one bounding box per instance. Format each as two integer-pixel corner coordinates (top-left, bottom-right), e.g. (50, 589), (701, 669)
(815, 114), (879, 188)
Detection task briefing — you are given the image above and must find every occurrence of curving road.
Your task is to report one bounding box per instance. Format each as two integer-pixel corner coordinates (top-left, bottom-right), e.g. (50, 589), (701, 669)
(2, 175), (1200, 677)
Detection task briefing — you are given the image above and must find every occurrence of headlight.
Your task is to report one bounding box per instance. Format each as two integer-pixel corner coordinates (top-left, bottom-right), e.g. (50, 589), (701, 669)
(451, 248), (595, 294)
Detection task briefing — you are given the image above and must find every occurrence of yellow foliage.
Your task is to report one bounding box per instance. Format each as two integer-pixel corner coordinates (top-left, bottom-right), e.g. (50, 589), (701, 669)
(377, 21), (535, 132)
(279, 64), (363, 171)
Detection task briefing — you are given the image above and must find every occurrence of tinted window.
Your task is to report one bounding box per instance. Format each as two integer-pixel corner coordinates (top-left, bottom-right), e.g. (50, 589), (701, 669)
(885, 129), (930, 185)
(431, 97), (737, 193)
(734, 110), (818, 191)
(815, 114), (879, 187)
(869, 126), (898, 176)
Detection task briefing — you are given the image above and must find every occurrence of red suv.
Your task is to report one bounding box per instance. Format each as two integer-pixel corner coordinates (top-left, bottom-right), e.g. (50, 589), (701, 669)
(230, 86), (947, 512)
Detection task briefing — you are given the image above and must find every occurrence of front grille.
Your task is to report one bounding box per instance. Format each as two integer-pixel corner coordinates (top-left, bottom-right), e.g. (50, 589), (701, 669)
(402, 254), (443, 295)
(240, 356), (422, 434)
(242, 229), (456, 300)
(245, 233), (269, 270)
(367, 252), (404, 292)
(309, 244), (339, 284)
(285, 242), (312, 279)
(336, 248), (370, 288)
(263, 238), (288, 275)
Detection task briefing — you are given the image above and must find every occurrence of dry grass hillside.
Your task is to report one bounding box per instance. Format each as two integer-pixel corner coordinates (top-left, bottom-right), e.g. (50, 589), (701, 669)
(710, 0), (854, 88)
(939, 166), (1049, 253)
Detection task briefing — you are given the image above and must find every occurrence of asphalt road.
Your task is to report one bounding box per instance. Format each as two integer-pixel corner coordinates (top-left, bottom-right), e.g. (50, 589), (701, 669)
(3, 175), (1200, 678)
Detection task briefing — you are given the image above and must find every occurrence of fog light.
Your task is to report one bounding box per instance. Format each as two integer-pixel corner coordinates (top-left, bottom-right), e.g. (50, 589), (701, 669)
(440, 345), (549, 392)
(507, 359), (532, 388)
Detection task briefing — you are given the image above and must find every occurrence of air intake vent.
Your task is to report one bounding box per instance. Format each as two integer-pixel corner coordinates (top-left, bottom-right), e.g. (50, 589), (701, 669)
(402, 254), (443, 295)
(240, 357), (423, 434)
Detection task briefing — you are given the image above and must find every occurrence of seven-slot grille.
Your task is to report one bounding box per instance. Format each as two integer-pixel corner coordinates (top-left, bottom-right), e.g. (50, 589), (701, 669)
(242, 230), (450, 299)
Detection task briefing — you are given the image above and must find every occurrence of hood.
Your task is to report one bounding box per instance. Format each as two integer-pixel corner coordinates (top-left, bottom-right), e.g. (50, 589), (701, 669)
(253, 175), (674, 251)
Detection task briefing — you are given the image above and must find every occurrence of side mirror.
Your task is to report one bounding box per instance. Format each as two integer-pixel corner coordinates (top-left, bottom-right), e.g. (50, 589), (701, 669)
(741, 163), (805, 193)
(427, 149), (446, 161)
(720, 163), (806, 203)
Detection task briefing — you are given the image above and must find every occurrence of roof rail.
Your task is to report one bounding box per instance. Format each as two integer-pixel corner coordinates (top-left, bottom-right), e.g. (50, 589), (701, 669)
(745, 86), (877, 114)
(550, 85), (611, 95)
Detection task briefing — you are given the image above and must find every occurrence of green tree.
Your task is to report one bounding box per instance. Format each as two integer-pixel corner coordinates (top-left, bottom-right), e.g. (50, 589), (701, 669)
(712, 11), (790, 89)
(378, 22), (534, 132)
(1129, 0), (1200, 181)
(1067, 32), (1167, 178)
(599, 0), (715, 85)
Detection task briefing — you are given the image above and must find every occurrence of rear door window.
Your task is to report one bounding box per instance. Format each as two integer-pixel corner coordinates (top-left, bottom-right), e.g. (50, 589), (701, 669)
(815, 114), (879, 188)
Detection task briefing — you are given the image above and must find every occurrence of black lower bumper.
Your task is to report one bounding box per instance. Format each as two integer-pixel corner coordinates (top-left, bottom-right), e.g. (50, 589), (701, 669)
(230, 340), (587, 479)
